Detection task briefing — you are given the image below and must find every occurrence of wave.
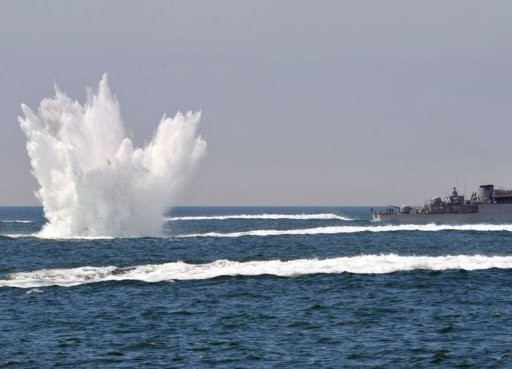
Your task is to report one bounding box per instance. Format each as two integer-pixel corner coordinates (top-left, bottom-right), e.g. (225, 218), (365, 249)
(166, 213), (353, 221)
(0, 233), (114, 240)
(4, 223), (511, 240)
(0, 220), (34, 224)
(178, 223), (512, 238)
(1, 233), (34, 239)
(1, 254), (511, 288)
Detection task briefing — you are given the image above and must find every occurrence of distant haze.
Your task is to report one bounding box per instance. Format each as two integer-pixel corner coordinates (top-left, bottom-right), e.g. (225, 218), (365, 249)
(1, 1), (511, 206)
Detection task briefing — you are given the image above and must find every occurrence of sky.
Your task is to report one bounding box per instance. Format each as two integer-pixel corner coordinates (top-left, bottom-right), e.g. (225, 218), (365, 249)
(1, 0), (511, 206)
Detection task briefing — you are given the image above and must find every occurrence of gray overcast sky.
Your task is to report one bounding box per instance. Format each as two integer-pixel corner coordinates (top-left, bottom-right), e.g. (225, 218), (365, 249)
(1, 1), (511, 206)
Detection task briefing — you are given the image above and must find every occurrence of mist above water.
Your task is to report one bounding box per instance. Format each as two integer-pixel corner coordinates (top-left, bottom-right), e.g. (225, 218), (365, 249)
(19, 74), (206, 238)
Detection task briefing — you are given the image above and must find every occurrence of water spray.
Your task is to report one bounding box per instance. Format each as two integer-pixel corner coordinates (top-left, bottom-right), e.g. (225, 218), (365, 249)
(19, 74), (206, 238)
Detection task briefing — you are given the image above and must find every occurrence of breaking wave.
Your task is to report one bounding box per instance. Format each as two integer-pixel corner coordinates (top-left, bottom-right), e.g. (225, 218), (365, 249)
(178, 223), (512, 238)
(2, 254), (511, 288)
(5, 223), (512, 240)
(0, 220), (34, 224)
(1, 233), (35, 239)
(1, 233), (114, 240)
(166, 213), (352, 221)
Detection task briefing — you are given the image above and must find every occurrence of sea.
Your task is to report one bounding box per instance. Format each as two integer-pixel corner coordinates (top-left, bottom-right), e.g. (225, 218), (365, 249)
(1, 205), (512, 368)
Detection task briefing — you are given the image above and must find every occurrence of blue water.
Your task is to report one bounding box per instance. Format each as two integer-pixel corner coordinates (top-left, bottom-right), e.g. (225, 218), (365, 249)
(1, 206), (512, 368)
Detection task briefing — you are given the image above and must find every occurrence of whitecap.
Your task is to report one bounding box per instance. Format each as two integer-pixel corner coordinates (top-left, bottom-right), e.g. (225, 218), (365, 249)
(166, 213), (353, 221)
(178, 223), (512, 238)
(2, 254), (511, 288)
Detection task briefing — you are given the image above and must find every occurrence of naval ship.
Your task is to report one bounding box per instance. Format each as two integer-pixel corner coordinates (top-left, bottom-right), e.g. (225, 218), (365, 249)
(373, 184), (512, 224)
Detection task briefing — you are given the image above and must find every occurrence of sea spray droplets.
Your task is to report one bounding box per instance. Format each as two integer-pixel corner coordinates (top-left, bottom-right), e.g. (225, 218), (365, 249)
(19, 74), (206, 238)
(2, 254), (512, 288)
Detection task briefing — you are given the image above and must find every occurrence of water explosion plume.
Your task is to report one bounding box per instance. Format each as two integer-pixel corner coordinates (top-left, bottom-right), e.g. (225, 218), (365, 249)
(19, 74), (206, 238)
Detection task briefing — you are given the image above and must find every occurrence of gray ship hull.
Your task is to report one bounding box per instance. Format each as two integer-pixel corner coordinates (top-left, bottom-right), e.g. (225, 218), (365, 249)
(374, 203), (512, 224)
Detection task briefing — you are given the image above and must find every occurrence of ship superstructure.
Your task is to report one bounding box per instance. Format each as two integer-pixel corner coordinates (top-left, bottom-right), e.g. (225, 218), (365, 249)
(373, 185), (512, 224)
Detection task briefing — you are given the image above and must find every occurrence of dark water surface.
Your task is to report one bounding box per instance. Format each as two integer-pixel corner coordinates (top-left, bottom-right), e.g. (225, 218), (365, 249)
(1, 206), (511, 368)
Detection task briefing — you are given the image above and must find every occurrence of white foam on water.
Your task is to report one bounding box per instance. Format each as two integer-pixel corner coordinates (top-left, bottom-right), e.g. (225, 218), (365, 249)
(19, 74), (206, 238)
(1, 254), (511, 288)
(178, 223), (512, 238)
(26, 288), (44, 294)
(1, 233), (34, 239)
(0, 220), (34, 224)
(4, 223), (511, 240)
(166, 213), (353, 221)
(0, 233), (115, 240)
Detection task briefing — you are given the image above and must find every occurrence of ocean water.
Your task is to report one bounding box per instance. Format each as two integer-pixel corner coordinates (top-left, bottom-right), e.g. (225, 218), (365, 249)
(1, 206), (512, 368)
